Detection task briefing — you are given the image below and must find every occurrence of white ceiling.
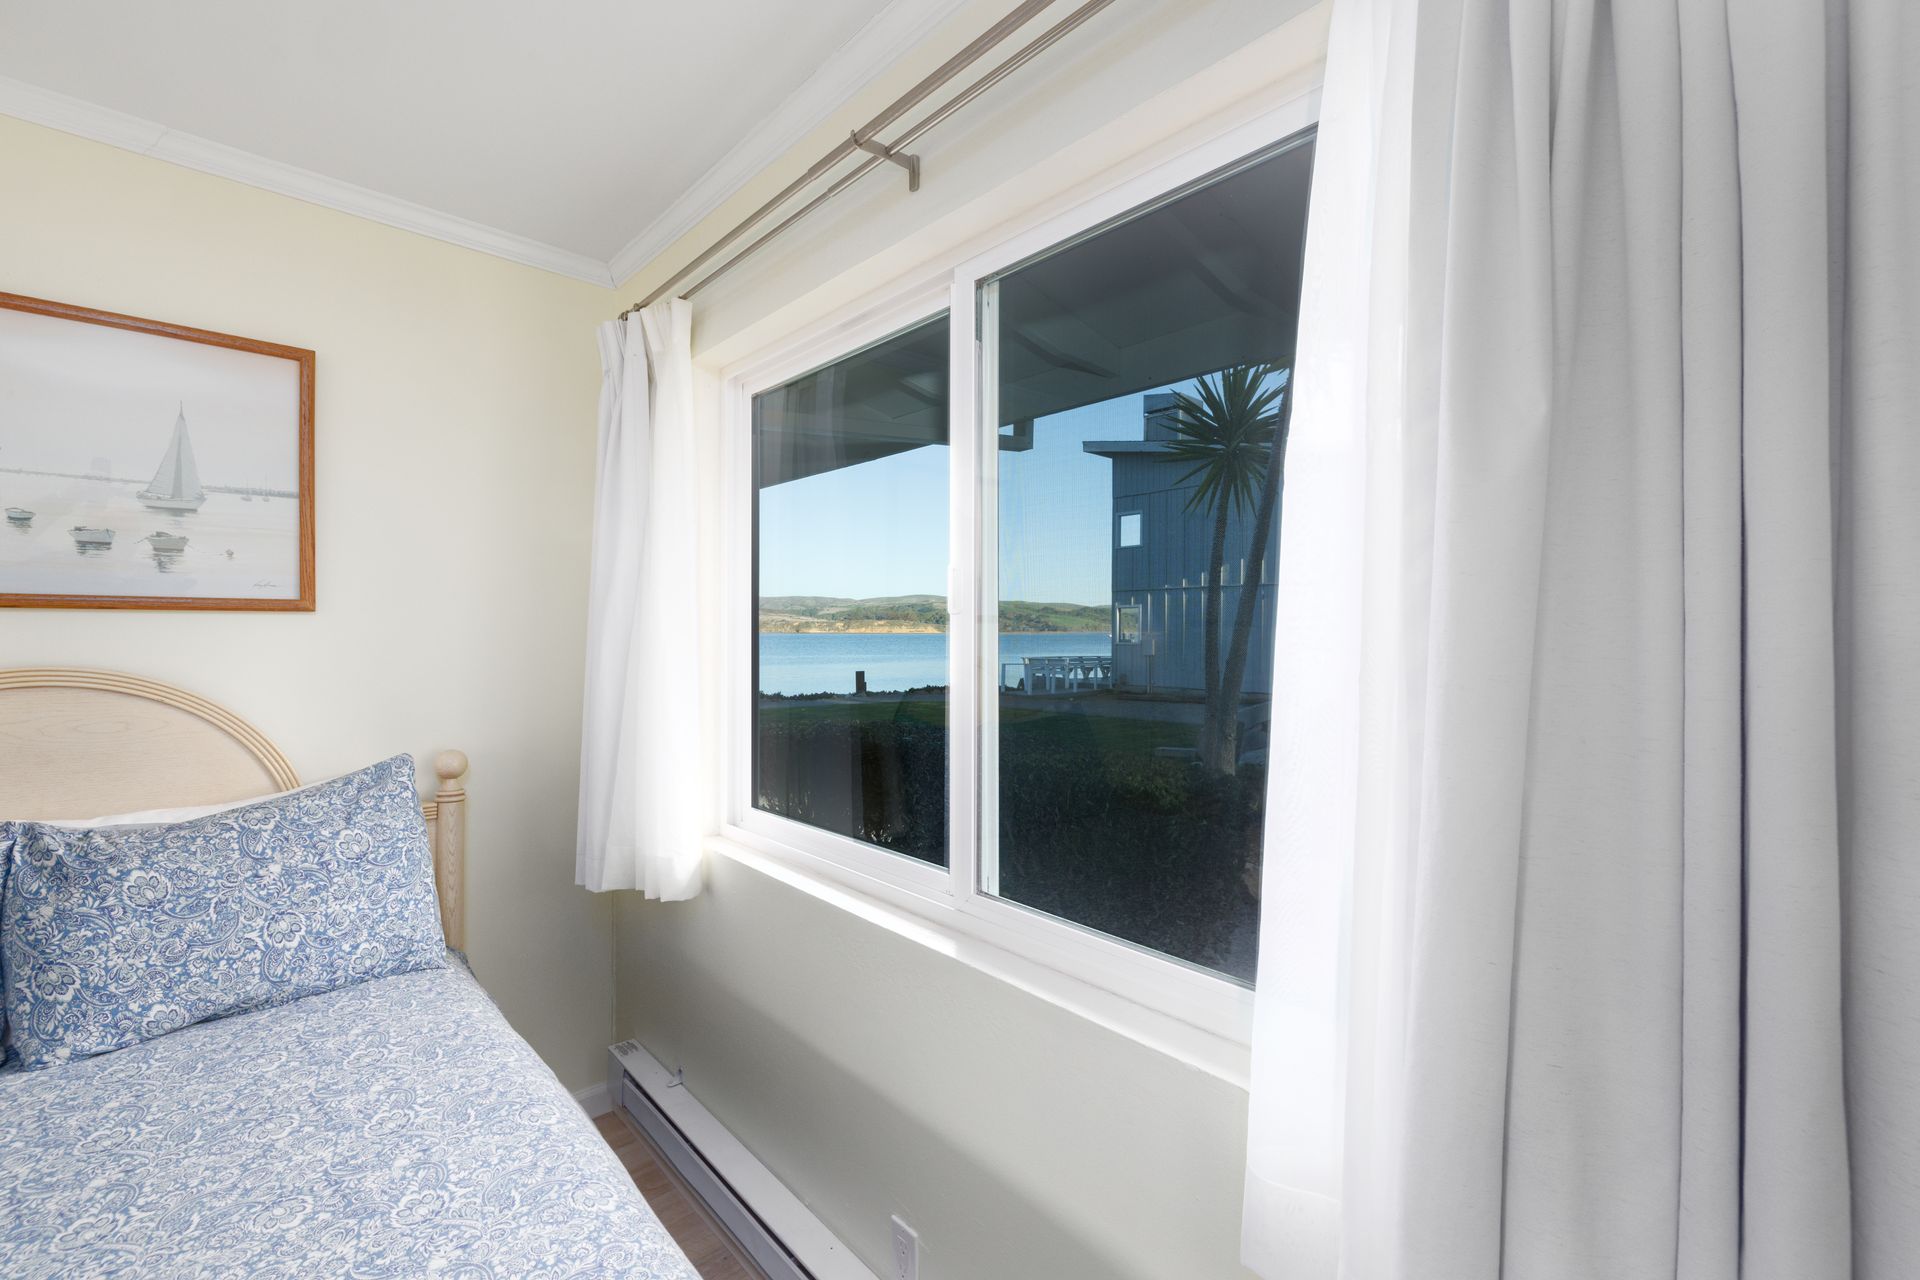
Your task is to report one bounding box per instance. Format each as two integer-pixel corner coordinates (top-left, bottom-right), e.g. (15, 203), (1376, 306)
(0, 0), (963, 284)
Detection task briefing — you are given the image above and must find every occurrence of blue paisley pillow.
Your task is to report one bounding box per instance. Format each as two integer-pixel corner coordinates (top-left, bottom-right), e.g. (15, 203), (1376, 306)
(0, 820), (12, 1055)
(0, 755), (446, 1072)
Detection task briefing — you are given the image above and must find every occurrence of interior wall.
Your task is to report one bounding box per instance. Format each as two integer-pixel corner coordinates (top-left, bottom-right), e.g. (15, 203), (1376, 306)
(616, 2), (1329, 1277)
(0, 113), (618, 1090)
(619, 860), (1256, 1280)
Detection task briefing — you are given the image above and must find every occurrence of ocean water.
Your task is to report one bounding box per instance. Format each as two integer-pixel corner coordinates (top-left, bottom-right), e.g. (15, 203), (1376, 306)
(758, 630), (1112, 696)
(0, 475), (300, 600)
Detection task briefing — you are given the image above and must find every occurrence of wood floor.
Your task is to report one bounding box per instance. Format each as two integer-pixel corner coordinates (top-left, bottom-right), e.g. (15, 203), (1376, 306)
(594, 1108), (766, 1280)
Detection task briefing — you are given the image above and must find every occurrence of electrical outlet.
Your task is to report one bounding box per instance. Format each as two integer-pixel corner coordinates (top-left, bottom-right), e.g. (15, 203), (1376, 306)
(890, 1214), (919, 1280)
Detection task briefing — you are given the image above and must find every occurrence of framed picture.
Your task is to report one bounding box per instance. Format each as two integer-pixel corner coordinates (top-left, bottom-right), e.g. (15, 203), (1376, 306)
(0, 292), (314, 611)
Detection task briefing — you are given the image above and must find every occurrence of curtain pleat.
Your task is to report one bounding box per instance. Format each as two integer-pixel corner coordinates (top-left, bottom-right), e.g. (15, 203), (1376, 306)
(1835, 7), (1920, 1275)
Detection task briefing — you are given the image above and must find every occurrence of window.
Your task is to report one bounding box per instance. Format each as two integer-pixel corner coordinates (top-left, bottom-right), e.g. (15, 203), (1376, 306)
(752, 315), (951, 867)
(978, 139), (1308, 983)
(729, 124), (1316, 1024)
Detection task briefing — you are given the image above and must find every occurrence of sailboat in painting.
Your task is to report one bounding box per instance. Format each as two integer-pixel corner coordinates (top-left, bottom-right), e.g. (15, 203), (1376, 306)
(138, 405), (207, 513)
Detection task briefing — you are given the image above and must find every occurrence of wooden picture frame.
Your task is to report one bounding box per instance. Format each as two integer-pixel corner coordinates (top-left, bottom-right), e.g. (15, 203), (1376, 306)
(0, 292), (315, 611)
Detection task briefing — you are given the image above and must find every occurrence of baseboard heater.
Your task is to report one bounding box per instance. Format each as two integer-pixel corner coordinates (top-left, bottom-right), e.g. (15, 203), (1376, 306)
(608, 1042), (878, 1280)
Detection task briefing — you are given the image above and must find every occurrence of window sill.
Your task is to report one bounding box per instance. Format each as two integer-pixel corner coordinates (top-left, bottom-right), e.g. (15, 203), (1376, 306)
(706, 831), (1255, 1089)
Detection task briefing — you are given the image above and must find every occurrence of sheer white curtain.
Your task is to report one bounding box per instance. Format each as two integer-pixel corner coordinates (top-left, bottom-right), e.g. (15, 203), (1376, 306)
(1246, 1), (1919, 1277)
(576, 297), (708, 898)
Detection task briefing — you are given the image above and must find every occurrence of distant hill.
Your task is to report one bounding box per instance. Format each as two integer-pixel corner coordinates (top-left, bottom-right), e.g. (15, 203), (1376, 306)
(996, 601), (1113, 633)
(760, 595), (1107, 634)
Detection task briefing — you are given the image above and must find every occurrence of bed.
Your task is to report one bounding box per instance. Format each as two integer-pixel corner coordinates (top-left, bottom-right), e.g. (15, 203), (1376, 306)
(0, 669), (699, 1279)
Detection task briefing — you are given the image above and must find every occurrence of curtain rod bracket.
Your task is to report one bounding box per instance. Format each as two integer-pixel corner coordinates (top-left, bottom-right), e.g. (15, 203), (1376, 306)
(852, 132), (922, 193)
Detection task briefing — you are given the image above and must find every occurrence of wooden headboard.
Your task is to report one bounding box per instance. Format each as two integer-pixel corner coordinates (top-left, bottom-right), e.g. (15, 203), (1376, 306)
(0, 668), (467, 950)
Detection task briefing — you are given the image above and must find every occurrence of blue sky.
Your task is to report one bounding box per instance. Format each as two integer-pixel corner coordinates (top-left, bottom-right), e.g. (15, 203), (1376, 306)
(757, 391), (1158, 606)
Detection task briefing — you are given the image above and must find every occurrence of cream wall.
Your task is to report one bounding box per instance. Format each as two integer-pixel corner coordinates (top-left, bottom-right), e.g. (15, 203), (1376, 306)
(0, 114), (618, 1090)
(615, 2), (1327, 1277)
(620, 860), (1257, 1280)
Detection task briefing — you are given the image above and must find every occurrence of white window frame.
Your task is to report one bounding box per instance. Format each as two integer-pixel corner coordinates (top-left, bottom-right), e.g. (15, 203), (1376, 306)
(724, 281), (961, 903)
(716, 95), (1321, 1079)
(1117, 511), (1143, 548)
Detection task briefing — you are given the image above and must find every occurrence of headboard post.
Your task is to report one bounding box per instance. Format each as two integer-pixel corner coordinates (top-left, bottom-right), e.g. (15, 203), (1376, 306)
(431, 750), (469, 951)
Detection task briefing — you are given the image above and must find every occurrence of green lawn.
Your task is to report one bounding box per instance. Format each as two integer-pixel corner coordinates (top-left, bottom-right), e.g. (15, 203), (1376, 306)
(1000, 703), (1200, 754)
(758, 696), (1201, 753)
(756, 698), (948, 730)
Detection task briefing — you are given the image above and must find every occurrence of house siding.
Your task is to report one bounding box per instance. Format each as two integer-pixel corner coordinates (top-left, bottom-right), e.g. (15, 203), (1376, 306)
(1095, 397), (1279, 698)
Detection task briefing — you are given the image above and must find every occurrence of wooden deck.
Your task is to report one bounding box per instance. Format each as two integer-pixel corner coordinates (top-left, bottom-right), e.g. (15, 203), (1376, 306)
(594, 1108), (768, 1280)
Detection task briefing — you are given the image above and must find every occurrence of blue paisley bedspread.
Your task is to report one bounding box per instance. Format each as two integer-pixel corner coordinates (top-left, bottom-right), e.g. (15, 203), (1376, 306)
(0, 959), (698, 1279)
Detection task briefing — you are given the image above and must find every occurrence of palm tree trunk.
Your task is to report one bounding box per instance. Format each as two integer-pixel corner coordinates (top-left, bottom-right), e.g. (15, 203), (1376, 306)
(1214, 385), (1295, 777)
(1200, 503), (1230, 770)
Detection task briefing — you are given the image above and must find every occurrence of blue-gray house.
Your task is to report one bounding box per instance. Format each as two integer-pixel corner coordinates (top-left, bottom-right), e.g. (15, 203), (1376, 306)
(1083, 393), (1278, 700)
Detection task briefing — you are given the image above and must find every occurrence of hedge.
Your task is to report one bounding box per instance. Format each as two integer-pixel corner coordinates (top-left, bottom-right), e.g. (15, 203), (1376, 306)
(755, 703), (1261, 980)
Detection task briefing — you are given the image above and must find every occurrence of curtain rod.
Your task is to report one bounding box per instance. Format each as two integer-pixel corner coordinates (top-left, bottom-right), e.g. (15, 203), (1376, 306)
(617, 0), (1115, 319)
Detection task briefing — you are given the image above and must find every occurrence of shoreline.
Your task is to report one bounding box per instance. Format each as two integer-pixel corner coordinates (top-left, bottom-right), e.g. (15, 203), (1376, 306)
(758, 628), (1109, 637)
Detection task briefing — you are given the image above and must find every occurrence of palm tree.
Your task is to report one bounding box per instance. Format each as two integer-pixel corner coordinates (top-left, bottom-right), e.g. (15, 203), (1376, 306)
(1160, 362), (1291, 774)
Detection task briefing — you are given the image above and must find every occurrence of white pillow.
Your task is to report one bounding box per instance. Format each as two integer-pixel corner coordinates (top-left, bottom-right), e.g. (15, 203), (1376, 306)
(38, 773), (344, 829)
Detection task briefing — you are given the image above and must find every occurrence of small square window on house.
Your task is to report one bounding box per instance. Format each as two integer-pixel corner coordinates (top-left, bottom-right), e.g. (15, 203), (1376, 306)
(1116, 604), (1143, 644)
(1117, 512), (1142, 547)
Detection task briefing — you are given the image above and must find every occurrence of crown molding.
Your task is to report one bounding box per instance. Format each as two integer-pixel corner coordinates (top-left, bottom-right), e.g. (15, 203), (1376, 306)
(1, 0), (964, 293)
(605, 0), (972, 290)
(0, 74), (616, 287)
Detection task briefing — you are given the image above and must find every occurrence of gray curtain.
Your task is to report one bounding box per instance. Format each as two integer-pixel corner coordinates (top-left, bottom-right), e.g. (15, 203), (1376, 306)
(1245, 2), (1919, 1277)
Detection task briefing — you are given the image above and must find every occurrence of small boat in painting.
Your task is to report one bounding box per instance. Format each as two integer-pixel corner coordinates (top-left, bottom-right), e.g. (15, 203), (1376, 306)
(70, 526), (115, 547)
(143, 532), (189, 553)
(5, 507), (32, 525)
